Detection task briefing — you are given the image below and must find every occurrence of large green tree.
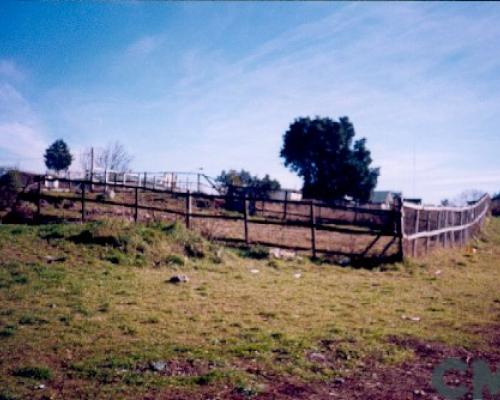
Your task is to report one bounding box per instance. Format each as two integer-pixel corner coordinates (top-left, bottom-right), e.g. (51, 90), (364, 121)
(280, 116), (379, 202)
(44, 139), (73, 173)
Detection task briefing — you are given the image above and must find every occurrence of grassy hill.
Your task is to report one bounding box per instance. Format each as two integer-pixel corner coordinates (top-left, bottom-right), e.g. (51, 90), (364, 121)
(1, 218), (500, 399)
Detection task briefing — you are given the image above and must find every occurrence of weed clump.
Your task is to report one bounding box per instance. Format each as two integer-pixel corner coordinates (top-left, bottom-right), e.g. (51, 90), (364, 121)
(164, 254), (185, 266)
(12, 366), (53, 380)
(0, 390), (18, 400)
(239, 245), (269, 260)
(0, 325), (17, 338)
(19, 314), (48, 325)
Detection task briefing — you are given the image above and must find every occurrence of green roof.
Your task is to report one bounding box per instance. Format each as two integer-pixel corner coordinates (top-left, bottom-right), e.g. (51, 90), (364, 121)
(370, 191), (401, 204)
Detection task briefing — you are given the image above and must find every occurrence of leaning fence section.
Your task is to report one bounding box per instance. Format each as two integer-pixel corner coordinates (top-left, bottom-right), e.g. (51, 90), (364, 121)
(401, 194), (491, 257)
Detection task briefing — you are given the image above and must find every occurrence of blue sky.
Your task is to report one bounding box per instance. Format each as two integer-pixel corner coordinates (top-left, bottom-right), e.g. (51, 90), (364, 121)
(1, 2), (499, 203)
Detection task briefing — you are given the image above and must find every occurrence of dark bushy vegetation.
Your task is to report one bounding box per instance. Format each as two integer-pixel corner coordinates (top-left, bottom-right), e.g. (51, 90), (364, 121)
(216, 169), (281, 214)
(44, 139), (73, 173)
(0, 170), (21, 210)
(281, 116), (379, 202)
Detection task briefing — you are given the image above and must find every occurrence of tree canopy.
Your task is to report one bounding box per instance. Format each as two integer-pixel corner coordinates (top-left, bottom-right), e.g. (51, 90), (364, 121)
(216, 169), (281, 199)
(44, 139), (73, 173)
(280, 116), (379, 203)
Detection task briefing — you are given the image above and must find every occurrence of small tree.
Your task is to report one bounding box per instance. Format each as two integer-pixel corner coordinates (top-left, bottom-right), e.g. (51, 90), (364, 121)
(0, 170), (22, 210)
(280, 116), (379, 203)
(216, 169), (281, 198)
(44, 139), (73, 174)
(80, 141), (133, 177)
(100, 141), (133, 172)
(216, 169), (281, 214)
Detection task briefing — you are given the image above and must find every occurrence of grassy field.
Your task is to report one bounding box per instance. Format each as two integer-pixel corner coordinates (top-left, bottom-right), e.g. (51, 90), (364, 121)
(0, 217), (499, 399)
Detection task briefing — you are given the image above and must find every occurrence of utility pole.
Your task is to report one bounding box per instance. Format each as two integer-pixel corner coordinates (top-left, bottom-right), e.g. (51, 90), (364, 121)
(90, 147), (94, 192)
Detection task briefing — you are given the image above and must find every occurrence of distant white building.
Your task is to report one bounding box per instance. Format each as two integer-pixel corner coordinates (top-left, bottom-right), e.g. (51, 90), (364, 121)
(370, 190), (402, 209)
(269, 189), (302, 201)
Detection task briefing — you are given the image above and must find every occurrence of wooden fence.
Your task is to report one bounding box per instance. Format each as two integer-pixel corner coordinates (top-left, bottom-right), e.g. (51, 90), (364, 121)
(401, 194), (491, 257)
(25, 176), (402, 264)
(17, 176), (491, 263)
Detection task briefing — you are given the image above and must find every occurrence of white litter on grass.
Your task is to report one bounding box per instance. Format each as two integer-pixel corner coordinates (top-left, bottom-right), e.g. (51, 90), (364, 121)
(434, 270), (442, 276)
(401, 314), (421, 322)
(294, 273), (302, 279)
(250, 269), (260, 274)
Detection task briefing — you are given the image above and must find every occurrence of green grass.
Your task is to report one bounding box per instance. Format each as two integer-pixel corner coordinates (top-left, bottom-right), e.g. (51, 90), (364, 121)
(0, 218), (500, 398)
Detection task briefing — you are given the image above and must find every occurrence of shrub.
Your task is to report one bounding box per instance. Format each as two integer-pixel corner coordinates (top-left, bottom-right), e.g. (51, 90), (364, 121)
(0, 170), (22, 210)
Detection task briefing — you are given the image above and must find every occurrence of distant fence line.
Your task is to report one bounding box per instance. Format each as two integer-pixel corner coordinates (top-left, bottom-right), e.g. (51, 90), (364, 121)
(401, 194), (491, 257)
(59, 169), (220, 195)
(20, 176), (492, 262)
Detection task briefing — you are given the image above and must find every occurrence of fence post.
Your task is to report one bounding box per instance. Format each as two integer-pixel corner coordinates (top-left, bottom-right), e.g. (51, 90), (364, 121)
(396, 196), (404, 260)
(459, 211), (464, 246)
(437, 210), (442, 248)
(243, 194), (249, 244)
(283, 191), (288, 220)
(444, 211), (449, 248)
(143, 172), (147, 189)
(36, 178), (42, 222)
(81, 183), (86, 223)
(185, 191), (192, 228)
(310, 200), (317, 259)
(134, 187), (139, 223)
(425, 211), (431, 254)
(90, 147), (94, 192)
(412, 209), (420, 257)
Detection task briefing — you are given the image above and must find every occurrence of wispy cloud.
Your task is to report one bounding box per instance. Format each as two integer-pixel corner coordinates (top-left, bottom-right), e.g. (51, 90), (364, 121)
(0, 61), (47, 170)
(0, 122), (46, 161)
(126, 34), (163, 57)
(0, 59), (25, 81)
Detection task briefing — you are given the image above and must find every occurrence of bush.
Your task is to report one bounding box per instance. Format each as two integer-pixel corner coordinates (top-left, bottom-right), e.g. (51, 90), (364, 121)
(0, 170), (22, 210)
